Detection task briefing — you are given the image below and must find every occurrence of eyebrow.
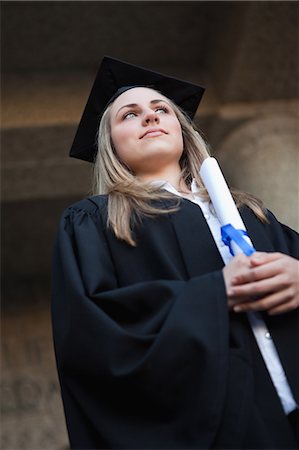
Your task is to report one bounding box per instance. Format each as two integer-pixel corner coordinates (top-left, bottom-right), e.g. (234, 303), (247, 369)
(116, 99), (168, 116)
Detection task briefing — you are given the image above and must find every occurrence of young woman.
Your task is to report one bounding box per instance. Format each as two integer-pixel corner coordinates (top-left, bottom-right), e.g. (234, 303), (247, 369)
(52, 57), (299, 449)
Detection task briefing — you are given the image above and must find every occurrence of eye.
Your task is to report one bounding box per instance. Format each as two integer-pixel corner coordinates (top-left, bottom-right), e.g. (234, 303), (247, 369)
(123, 111), (137, 120)
(155, 106), (168, 114)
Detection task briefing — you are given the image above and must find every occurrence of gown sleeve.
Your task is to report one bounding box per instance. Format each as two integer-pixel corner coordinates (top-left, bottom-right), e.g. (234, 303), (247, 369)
(265, 210), (299, 258)
(51, 202), (231, 449)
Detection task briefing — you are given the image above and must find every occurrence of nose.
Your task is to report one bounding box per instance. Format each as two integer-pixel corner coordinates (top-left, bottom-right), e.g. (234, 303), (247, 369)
(142, 110), (160, 126)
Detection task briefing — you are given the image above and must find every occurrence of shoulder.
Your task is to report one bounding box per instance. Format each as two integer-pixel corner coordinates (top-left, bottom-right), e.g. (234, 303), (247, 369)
(59, 195), (109, 232)
(264, 209), (299, 256)
(63, 195), (108, 216)
(241, 205), (299, 257)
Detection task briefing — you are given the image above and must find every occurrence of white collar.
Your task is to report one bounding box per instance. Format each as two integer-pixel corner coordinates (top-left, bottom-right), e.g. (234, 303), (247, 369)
(151, 178), (200, 196)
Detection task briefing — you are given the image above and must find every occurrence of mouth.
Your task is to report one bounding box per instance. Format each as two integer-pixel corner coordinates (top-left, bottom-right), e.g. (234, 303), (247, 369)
(140, 128), (168, 139)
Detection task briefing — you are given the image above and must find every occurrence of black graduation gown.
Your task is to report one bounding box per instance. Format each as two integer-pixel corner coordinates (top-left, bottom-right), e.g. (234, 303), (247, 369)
(51, 195), (299, 449)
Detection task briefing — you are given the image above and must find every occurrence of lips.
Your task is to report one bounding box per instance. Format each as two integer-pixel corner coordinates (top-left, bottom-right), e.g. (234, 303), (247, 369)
(140, 128), (167, 139)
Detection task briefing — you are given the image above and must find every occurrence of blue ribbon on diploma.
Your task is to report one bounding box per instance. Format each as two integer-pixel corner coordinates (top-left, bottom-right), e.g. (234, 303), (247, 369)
(221, 224), (256, 256)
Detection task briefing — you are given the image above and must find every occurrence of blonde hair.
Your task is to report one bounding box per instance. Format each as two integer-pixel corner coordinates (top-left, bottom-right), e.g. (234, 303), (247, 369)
(93, 95), (267, 246)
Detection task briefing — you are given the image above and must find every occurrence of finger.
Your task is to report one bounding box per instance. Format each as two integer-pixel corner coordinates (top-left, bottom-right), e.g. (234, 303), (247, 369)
(231, 259), (283, 286)
(232, 288), (294, 313)
(249, 252), (282, 267)
(229, 273), (290, 298)
(268, 299), (299, 315)
(228, 296), (252, 308)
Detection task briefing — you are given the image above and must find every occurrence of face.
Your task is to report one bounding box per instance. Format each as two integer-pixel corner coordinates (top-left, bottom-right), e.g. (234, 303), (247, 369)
(109, 87), (184, 177)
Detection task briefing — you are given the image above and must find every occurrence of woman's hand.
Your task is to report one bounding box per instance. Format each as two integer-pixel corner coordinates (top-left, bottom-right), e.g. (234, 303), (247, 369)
(223, 252), (299, 315)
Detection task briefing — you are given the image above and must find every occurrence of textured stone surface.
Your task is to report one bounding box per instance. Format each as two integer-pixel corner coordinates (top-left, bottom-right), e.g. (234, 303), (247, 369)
(2, 72), (96, 128)
(204, 2), (299, 102)
(2, 197), (77, 279)
(216, 114), (299, 231)
(1, 2), (299, 448)
(1, 304), (69, 450)
(2, 2), (209, 71)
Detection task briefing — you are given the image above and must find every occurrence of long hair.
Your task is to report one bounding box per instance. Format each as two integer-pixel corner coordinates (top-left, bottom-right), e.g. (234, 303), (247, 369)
(93, 95), (267, 246)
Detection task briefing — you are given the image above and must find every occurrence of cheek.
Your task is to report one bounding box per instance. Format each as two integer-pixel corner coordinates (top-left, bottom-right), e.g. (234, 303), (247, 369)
(166, 115), (182, 134)
(111, 126), (135, 158)
(111, 129), (140, 168)
(171, 121), (184, 149)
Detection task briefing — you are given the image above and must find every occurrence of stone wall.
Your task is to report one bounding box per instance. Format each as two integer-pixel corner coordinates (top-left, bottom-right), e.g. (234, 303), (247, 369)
(1, 2), (298, 448)
(2, 302), (69, 449)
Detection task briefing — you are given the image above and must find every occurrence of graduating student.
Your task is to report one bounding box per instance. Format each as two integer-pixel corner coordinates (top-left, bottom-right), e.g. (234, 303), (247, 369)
(52, 57), (299, 449)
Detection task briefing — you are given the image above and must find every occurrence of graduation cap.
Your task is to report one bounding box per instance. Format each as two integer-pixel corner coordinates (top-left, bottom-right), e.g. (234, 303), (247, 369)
(70, 56), (205, 162)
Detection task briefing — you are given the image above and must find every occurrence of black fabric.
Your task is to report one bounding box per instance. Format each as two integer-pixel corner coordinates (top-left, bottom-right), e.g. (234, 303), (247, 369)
(51, 197), (299, 449)
(69, 56), (205, 162)
(288, 408), (299, 446)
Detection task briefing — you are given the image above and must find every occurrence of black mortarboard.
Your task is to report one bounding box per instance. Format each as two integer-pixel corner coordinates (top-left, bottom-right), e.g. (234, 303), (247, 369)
(70, 56), (205, 162)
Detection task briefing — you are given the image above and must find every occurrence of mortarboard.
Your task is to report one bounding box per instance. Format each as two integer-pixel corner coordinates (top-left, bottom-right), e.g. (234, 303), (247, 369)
(70, 56), (205, 162)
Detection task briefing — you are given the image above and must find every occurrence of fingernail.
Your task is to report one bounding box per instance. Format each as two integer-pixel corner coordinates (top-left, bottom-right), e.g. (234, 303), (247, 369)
(233, 306), (242, 312)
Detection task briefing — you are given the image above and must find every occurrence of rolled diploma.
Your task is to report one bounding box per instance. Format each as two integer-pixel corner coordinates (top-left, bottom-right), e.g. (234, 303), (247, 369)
(199, 157), (253, 255)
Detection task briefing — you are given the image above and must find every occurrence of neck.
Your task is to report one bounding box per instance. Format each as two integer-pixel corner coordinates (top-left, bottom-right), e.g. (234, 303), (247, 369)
(137, 164), (190, 192)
